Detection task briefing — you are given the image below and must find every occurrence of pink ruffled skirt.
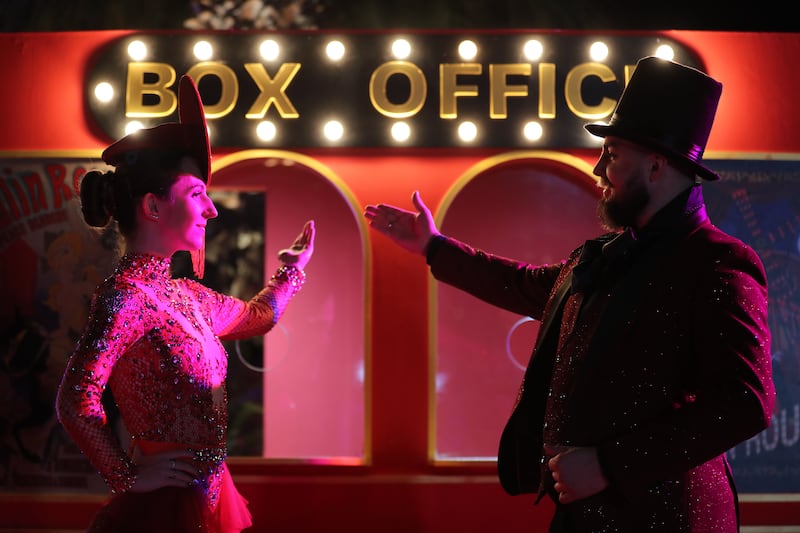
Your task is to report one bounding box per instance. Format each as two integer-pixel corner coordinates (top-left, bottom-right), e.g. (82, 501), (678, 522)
(88, 443), (251, 533)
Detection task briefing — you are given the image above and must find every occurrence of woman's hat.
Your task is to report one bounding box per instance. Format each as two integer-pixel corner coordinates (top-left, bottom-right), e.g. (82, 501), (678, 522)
(585, 56), (722, 181)
(101, 75), (211, 184)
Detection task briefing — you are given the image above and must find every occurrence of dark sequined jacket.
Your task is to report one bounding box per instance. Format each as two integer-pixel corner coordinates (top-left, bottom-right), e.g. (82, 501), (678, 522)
(426, 186), (775, 532)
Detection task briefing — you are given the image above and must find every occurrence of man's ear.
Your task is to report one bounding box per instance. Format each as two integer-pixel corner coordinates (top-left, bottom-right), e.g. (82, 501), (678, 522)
(142, 193), (160, 221)
(649, 154), (668, 180)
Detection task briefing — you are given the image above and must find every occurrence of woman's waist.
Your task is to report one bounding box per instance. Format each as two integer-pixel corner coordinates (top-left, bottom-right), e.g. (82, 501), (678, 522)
(132, 437), (228, 465)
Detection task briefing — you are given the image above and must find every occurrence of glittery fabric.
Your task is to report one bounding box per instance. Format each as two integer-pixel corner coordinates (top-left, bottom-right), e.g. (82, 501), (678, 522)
(56, 252), (305, 531)
(539, 230), (637, 496)
(427, 186), (775, 532)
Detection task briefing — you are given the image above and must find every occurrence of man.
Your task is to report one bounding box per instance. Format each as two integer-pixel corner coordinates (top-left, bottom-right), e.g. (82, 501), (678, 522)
(364, 57), (775, 532)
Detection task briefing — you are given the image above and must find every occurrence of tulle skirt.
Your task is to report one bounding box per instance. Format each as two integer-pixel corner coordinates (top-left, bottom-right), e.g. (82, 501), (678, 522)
(87, 460), (251, 533)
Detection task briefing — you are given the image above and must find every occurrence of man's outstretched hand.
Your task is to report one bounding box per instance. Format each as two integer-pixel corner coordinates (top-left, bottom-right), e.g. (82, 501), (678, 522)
(364, 191), (440, 255)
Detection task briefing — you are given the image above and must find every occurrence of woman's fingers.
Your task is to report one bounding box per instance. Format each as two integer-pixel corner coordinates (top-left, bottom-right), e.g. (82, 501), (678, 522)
(277, 220), (316, 265)
(129, 450), (200, 491)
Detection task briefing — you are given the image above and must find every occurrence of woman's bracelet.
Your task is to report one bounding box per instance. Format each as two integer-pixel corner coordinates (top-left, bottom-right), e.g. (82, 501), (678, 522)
(271, 264), (306, 296)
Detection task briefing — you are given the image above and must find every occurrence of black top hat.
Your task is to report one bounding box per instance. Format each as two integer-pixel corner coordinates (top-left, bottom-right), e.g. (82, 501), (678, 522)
(102, 75), (211, 184)
(585, 57), (722, 181)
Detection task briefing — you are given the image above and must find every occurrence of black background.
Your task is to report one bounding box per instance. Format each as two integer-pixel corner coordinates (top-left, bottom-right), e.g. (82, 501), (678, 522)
(1, 0), (796, 33)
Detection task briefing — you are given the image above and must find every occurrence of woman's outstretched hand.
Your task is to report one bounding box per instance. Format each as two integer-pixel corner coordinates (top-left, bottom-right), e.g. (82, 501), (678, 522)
(364, 191), (440, 255)
(278, 220), (315, 271)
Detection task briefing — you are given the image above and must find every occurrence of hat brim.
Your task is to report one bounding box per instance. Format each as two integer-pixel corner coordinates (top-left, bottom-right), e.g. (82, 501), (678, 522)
(585, 123), (720, 181)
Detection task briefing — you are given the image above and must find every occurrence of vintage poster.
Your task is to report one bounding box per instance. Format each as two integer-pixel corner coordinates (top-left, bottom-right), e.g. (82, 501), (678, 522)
(705, 159), (800, 493)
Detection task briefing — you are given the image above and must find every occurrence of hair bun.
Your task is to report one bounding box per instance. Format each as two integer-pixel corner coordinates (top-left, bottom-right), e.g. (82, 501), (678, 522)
(79, 170), (113, 227)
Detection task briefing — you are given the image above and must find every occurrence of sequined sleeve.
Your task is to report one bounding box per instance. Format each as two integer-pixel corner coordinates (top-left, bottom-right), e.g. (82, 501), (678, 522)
(55, 285), (144, 493)
(193, 264), (306, 341)
(427, 234), (565, 319)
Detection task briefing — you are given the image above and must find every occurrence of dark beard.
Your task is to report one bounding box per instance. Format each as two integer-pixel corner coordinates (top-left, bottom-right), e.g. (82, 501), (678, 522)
(597, 179), (649, 231)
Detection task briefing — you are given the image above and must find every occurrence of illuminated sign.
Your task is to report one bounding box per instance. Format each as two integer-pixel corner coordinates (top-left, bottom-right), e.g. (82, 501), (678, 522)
(85, 31), (704, 149)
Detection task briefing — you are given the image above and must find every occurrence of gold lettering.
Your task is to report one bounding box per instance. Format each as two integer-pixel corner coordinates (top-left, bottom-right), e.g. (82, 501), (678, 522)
(440, 63), (481, 119)
(369, 61), (427, 119)
(489, 64), (531, 119)
(565, 63), (617, 120)
(538, 63), (556, 119)
(243, 63), (301, 119)
(111, 56), (646, 143)
(186, 63), (238, 119)
(126, 63), (177, 118)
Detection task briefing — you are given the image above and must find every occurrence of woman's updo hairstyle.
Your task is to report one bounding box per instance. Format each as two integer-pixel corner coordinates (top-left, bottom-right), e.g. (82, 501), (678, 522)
(79, 170), (115, 228)
(79, 150), (190, 237)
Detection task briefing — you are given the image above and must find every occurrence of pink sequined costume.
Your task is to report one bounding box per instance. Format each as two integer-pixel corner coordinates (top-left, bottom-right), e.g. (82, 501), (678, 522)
(56, 252), (306, 533)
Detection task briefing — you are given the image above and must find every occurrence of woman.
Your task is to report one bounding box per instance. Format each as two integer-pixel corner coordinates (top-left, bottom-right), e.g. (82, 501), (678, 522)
(56, 76), (314, 532)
